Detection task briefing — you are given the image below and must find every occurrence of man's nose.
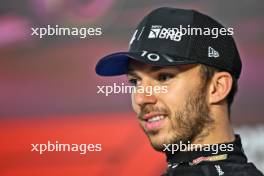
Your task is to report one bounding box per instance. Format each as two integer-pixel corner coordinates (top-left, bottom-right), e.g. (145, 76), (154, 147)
(134, 84), (157, 107)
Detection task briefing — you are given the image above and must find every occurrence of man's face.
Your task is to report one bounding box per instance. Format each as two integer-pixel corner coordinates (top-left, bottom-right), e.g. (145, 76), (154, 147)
(127, 61), (214, 151)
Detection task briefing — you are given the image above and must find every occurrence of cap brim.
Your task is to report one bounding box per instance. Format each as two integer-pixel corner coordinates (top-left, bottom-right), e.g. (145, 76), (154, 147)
(95, 52), (198, 76)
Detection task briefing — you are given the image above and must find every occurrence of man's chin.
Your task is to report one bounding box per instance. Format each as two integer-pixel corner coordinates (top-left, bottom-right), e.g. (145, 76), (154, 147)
(149, 142), (165, 151)
(146, 131), (190, 152)
(147, 133), (172, 152)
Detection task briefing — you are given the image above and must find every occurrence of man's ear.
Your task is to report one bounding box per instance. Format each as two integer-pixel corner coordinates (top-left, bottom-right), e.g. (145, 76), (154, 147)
(208, 72), (233, 104)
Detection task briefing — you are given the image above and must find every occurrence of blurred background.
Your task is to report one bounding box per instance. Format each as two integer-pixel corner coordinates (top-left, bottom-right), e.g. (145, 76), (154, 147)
(0, 0), (263, 175)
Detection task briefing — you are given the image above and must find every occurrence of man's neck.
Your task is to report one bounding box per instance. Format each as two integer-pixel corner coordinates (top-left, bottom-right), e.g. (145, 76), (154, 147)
(192, 110), (235, 145)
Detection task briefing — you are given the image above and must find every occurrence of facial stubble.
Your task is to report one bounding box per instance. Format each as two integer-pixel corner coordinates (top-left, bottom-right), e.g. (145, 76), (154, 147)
(142, 83), (215, 152)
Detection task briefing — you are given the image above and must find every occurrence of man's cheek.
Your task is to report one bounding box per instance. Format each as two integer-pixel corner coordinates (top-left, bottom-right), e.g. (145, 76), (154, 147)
(162, 91), (183, 112)
(131, 93), (138, 113)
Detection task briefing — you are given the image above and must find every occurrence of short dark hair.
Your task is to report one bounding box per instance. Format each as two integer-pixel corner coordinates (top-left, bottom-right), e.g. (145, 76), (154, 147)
(199, 64), (238, 116)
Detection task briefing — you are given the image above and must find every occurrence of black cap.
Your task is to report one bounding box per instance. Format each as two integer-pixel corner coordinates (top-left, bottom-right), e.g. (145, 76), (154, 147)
(95, 7), (242, 79)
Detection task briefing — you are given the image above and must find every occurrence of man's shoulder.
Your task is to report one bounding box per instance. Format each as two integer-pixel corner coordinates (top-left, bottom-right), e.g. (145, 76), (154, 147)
(213, 162), (263, 176)
(163, 162), (263, 176)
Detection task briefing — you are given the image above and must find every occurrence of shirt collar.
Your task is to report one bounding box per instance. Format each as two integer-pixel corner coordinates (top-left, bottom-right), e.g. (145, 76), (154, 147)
(165, 134), (247, 167)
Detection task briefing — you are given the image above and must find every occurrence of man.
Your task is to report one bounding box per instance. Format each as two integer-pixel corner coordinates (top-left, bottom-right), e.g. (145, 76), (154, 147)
(95, 7), (263, 176)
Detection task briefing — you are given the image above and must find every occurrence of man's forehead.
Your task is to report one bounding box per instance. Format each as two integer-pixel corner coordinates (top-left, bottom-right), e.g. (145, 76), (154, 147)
(127, 59), (198, 74)
(127, 60), (163, 73)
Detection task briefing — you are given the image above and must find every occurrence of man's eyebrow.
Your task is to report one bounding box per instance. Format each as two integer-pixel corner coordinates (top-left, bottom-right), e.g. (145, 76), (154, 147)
(127, 65), (136, 76)
(127, 64), (134, 73)
(127, 71), (137, 76)
(149, 66), (163, 72)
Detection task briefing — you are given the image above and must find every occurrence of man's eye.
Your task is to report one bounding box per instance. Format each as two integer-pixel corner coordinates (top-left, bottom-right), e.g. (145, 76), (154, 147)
(128, 78), (138, 86)
(158, 73), (174, 82)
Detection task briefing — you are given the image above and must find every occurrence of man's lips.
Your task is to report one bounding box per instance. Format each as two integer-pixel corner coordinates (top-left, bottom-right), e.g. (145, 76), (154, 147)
(141, 112), (168, 131)
(143, 112), (167, 121)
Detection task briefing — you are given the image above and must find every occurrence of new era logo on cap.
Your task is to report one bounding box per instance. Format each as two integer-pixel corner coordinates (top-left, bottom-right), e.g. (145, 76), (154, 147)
(208, 46), (219, 58)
